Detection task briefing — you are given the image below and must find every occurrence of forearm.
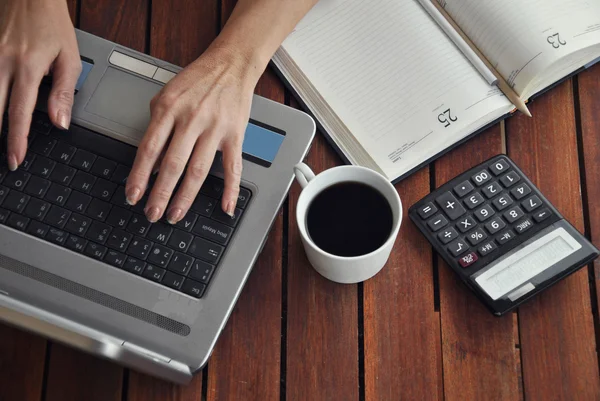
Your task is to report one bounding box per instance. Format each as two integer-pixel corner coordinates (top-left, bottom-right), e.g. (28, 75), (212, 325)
(210, 0), (319, 82)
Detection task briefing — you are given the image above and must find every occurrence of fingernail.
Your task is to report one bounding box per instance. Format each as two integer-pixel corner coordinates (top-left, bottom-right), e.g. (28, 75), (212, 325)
(225, 201), (235, 217)
(57, 110), (70, 130)
(8, 154), (18, 172)
(167, 208), (183, 224)
(145, 206), (160, 223)
(126, 187), (141, 205)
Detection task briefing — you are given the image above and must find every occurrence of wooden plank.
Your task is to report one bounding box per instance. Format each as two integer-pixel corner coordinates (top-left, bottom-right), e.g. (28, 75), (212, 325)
(128, 0), (217, 397)
(506, 80), (600, 400)
(363, 167), (442, 400)
(66, 0), (79, 23)
(435, 125), (520, 401)
(285, 117), (359, 401)
(0, 325), (46, 401)
(43, 2), (149, 399)
(204, 3), (284, 400)
(578, 63), (600, 358)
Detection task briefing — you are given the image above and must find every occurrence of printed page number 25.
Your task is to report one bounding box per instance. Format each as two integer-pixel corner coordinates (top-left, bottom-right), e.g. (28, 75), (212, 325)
(438, 108), (458, 128)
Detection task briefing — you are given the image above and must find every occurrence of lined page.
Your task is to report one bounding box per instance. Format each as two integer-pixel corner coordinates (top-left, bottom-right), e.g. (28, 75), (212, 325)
(441, 0), (600, 97)
(281, 0), (513, 178)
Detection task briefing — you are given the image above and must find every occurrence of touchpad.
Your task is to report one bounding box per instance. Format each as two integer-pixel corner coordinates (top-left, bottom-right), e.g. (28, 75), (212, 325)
(85, 67), (162, 132)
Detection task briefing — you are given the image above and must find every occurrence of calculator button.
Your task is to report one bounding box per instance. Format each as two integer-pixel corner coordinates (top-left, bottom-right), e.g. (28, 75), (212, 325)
(435, 192), (466, 220)
(448, 238), (468, 256)
(489, 159), (510, 175)
(510, 183), (531, 200)
(478, 241), (497, 256)
(471, 170), (492, 186)
(466, 228), (487, 246)
(521, 195), (542, 212)
(417, 202), (438, 219)
(458, 252), (478, 268)
(496, 230), (516, 245)
(492, 193), (514, 211)
(464, 192), (484, 209)
(453, 181), (474, 197)
(514, 218), (534, 234)
(427, 214), (448, 232)
(533, 208), (552, 223)
(474, 204), (495, 222)
(500, 171), (521, 187)
(457, 215), (477, 233)
(503, 206), (525, 223)
(481, 181), (502, 199)
(438, 227), (459, 244)
(484, 217), (506, 234)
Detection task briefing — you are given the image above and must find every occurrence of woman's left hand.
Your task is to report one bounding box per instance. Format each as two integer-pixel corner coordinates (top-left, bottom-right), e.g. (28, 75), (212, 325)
(125, 45), (260, 224)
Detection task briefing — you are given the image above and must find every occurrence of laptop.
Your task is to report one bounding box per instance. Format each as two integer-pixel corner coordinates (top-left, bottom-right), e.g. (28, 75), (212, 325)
(0, 30), (315, 384)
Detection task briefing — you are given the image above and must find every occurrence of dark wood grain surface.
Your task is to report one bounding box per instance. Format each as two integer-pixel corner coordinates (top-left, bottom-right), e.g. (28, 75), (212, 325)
(0, 1), (599, 400)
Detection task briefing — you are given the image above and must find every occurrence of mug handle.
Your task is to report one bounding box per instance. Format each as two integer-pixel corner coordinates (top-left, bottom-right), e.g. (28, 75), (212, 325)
(294, 163), (316, 189)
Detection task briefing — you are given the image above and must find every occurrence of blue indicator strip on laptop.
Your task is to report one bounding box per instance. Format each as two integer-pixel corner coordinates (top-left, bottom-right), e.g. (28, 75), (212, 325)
(241, 120), (286, 167)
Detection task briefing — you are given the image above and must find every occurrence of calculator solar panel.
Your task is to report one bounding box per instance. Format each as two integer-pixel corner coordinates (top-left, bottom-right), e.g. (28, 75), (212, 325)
(0, 111), (251, 299)
(409, 155), (599, 315)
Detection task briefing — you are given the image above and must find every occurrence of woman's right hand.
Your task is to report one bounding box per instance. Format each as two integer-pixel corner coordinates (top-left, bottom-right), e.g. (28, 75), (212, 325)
(0, 0), (81, 171)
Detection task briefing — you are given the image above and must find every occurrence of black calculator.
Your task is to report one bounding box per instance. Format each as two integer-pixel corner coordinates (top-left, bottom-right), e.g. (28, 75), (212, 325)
(409, 155), (599, 315)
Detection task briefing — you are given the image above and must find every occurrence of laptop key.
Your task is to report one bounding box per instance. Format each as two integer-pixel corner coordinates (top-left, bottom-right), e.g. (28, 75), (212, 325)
(106, 229), (133, 252)
(7, 214), (30, 231)
(111, 164), (130, 185)
(70, 149), (97, 172)
(21, 153), (36, 171)
(211, 207), (242, 228)
(147, 244), (173, 268)
(84, 242), (107, 260)
(191, 195), (216, 217)
(162, 271), (184, 290)
(0, 186), (9, 205)
(3, 191), (30, 213)
(147, 223), (172, 244)
(104, 250), (126, 268)
(31, 111), (53, 134)
(44, 183), (71, 206)
(65, 191), (92, 214)
(142, 264), (165, 282)
(30, 156), (56, 178)
(189, 260), (215, 284)
(90, 178), (116, 201)
(43, 206), (71, 228)
(127, 214), (151, 236)
(24, 175), (51, 198)
(110, 186), (129, 208)
(123, 257), (146, 275)
(200, 176), (223, 199)
(192, 217), (233, 245)
(181, 278), (206, 298)
(174, 212), (198, 232)
(236, 188), (251, 209)
(4, 170), (31, 191)
(27, 220), (49, 238)
(49, 142), (76, 164)
(85, 198), (112, 221)
(85, 221), (112, 244)
(187, 237), (223, 264)
(127, 237), (153, 260)
(168, 252), (194, 275)
(46, 227), (68, 245)
(71, 171), (96, 194)
(65, 235), (87, 253)
(24, 198), (50, 221)
(106, 207), (132, 229)
(91, 157), (116, 180)
(49, 163), (76, 186)
(167, 229), (193, 252)
(65, 213), (92, 236)
(0, 207), (10, 224)
(30, 137), (56, 156)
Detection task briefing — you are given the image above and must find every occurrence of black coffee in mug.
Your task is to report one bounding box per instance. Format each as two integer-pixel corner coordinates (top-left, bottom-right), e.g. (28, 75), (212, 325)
(306, 182), (393, 257)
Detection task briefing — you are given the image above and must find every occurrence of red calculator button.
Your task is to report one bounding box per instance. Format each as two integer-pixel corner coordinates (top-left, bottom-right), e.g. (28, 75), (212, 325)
(458, 252), (478, 268)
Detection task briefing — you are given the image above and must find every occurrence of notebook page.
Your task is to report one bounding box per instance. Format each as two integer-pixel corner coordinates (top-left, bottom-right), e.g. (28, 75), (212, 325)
(440, 0), (600, 97)
(281, 0), (513, 178)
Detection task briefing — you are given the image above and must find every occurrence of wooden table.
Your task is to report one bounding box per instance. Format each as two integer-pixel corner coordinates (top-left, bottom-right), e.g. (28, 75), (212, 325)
(1, 1), (600, 400)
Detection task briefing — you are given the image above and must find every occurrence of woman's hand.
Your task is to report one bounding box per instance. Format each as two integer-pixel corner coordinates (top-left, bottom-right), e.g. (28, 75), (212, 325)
(0, 0), (81, 171)
(125, 45), (260, 223)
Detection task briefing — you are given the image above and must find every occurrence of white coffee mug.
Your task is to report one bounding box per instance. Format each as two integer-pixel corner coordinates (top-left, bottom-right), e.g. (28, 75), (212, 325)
(294, 163), (402, 283)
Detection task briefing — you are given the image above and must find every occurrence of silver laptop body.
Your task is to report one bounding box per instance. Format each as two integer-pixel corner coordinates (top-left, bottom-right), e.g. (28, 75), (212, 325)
(0, 30), (315, 384)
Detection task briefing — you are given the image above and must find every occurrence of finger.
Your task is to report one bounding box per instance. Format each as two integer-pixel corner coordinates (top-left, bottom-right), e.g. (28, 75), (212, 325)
(220, 137), (243, 217)
(0, 73), (12, 136)
(47, 51), (81, 130)
(7, 68), (45, 170)
(126, 114), (174, 205)
(166, 132), (220, 224)
(144, 123), (202, 222)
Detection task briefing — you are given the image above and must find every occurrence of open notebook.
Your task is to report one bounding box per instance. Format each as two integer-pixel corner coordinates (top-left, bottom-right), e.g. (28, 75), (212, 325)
(272, 0), (600, 182)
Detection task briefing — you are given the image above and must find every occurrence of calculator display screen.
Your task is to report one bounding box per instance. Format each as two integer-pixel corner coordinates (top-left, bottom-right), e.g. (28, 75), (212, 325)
(473, 227), (581, 300)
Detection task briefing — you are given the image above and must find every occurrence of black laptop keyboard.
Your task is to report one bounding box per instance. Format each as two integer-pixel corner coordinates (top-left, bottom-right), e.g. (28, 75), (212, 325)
(0, 112), (251, 298)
